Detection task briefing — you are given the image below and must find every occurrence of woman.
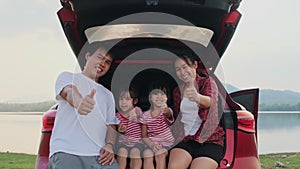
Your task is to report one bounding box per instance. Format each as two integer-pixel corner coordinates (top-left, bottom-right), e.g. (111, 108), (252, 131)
(168, 55), (225, 169)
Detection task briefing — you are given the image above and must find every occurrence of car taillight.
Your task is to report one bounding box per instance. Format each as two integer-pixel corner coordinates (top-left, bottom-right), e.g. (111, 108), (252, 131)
(237, 110), (255, 133)
(42, 110), (56, 132)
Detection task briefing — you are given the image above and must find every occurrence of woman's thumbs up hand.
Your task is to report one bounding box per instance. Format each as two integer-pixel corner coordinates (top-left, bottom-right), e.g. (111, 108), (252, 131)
(185, 81), (200, 104)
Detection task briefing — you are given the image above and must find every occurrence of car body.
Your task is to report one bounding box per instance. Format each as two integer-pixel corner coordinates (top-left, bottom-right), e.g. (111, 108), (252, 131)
(35, 0), (261, 168)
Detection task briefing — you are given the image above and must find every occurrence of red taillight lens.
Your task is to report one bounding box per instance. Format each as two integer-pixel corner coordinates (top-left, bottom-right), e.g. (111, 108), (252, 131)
(237, 110), (255, 133)
(42, 110), (56, 132)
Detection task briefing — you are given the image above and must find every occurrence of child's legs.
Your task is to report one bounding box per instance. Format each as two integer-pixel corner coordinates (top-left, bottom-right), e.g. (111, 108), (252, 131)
(143, 148), (154, 169)
(117, 147), (128, 169)
(155, 148), (168, 169)
(129, 147), (142, 169)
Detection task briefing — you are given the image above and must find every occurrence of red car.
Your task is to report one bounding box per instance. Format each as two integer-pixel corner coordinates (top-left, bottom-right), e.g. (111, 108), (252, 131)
(35, 0), (261, 169)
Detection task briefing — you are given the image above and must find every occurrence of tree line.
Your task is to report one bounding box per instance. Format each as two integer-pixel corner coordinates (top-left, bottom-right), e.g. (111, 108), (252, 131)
(0, 101), (57, 112)
(259, 102), (300, 111)
(1, 101), (299, 112)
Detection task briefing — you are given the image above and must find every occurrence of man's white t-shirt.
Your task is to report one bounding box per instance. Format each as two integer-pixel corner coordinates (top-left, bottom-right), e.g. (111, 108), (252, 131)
(49, 72), (119, 157)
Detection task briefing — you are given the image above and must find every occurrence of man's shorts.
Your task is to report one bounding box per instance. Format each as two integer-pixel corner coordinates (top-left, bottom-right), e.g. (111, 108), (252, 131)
(49, 152), (120, 169)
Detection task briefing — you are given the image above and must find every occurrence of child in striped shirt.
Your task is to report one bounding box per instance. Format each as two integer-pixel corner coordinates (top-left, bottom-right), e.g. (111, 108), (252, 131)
(116, 88), (143, 169)
(141, 86), (175, 169)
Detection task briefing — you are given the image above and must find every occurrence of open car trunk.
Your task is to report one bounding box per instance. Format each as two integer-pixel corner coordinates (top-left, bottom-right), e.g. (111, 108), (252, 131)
(58, 0), (242, 71)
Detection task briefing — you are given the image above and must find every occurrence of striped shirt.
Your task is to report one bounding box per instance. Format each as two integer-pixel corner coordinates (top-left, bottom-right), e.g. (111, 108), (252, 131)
(116, 107), (143, 147)
(140, 108), (175, 147)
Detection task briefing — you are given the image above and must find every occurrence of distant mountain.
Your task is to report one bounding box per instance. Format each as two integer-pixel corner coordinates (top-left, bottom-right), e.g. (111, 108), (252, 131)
(224, 84), (300, 105)
(224, 84), (240, 93)
(1, 85), (300, 111)
(259, 89), (300, 105)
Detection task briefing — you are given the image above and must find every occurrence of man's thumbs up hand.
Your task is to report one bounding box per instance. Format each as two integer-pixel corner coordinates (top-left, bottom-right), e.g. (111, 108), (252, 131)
(77, 89), (96, 115)
(89, 89), (96, 98)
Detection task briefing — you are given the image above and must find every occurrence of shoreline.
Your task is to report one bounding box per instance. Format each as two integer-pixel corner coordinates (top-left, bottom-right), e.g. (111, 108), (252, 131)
(259, 151), (300, 155)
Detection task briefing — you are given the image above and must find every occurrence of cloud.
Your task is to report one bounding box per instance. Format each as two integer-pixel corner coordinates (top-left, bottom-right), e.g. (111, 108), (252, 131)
(0, 1), (60, 38)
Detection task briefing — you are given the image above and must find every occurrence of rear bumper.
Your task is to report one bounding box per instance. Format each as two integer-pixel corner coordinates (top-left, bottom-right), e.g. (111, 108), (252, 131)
(232, 131), (260, 169)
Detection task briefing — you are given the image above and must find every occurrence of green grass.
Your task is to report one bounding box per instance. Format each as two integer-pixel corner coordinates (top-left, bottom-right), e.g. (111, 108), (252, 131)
(0, 152), (36, 169)
(1, 152), (300, 169)
(260, 152), (300, 169)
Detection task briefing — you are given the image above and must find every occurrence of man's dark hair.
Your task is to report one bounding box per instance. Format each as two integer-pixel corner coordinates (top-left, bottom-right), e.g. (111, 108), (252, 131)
(79, 42), (113, 59)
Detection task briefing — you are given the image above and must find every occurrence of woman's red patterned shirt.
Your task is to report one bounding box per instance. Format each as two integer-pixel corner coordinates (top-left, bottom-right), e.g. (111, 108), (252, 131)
(172, 75), (225, 146)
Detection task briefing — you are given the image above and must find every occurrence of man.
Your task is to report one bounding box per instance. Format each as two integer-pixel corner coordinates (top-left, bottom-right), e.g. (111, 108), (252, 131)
(49, 42), (120, 169)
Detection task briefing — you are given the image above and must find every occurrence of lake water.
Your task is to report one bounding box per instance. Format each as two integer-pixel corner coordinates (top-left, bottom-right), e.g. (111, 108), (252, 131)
(0, 112), (42, 155)
(0, 111), (300, 155)
(258, 111), (300, 154)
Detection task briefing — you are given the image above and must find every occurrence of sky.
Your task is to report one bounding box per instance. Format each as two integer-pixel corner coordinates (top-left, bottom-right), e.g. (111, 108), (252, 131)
(0, 0), (299, 103)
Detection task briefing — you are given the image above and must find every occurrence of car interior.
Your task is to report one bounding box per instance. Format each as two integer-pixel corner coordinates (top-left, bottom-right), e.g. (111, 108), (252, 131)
(96, 38), (217, 110)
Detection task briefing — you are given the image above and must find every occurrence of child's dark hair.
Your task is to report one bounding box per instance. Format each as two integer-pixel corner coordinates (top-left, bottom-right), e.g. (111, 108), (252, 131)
(148, 82), (168, 109)
(148, 81), (168, 96)
(118, 85), (139, 105)
(119, 87), (138, 100)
